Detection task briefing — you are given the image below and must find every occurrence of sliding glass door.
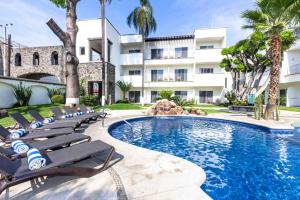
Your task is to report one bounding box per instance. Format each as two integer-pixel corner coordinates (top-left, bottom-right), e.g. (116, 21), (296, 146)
(199, 91), (213, 103)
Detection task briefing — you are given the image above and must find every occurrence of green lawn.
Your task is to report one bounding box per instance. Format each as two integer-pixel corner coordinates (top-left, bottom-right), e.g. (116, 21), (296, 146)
(106, 103), (144, 110)
(194, 104), (227, 108)
(202, 109), (228, 114)
(279, 106), (300, 112)
(0, 104), (64, 128)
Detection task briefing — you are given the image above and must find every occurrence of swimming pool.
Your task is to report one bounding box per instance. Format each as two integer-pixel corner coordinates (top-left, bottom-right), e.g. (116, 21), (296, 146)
(109, 116), (300, 199)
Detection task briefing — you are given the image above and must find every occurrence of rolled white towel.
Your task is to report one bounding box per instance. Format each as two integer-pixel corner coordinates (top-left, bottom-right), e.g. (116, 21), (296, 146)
(11, 140), (29, 154)
(43, 117), (55, 124)
(74, 112), (81, 116)
(30, 122), (42, 129)
(27, 148), (46, 170)
(9, 129), (26, 139)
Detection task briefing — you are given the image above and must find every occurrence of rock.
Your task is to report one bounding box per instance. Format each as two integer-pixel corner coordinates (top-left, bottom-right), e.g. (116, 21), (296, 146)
(146, 99), (184, 116)
(0, 109), (8, 117)
(195, 109), (206, 116)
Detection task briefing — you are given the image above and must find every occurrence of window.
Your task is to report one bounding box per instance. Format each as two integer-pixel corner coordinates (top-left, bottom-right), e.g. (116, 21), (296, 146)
(88, 81), (102, 96)
(199, 91), (213, 103)
(129, 70), (141, 75)
(175, 69), (187, 81)
(51, 51), (59, 65)
(199, 45), (214, 49)
(129, 91), (141, 103)
(175, 91), (188, 100)
(200, 68), (214, 74)
(151, 70), (164, 82)
(151, 49), (164, 59)
(80, 47), (85, 55)
(175, 47), (188, 58)
(151, 91), (159, 103)
(33, 52), (40, 66)
(15, 53), (21, 66)
(129, 49), (141, 53)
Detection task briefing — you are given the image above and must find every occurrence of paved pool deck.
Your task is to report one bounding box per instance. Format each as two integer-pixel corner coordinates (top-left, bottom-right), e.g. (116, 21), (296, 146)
(1, 109), (297, 200)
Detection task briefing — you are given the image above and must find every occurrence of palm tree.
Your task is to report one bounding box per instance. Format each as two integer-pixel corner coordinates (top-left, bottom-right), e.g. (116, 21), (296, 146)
(242, 0), (300, 120)
(116, 80), (133, 100)
(127, 0), (157, 106)
(100, 0), (112, 106)
(48, 0), (80, 107)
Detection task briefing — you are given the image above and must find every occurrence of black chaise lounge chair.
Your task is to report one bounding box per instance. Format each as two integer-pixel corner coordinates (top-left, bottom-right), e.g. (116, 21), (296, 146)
(64, 106), (95, 121)
(0, 125), (91, 159)
(0, 140), (115, 195)
(0, 125), (73, 142)
(79, 105), (107, 119)
(11, 112), (76, 131)
(51, 107), (89, 124)
(28, 110), (81, 130)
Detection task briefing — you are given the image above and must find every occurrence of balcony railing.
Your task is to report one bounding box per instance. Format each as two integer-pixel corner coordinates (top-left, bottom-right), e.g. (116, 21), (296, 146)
(195, 48), (223, 63)
(145, 50), (194, 60)
(120, 53), (143, 65)
(288, 64), (300, 75)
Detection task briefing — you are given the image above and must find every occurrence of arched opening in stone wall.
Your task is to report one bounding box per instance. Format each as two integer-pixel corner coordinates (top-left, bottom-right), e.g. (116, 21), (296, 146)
(51, 51), (59, 65)
(33, 52), (40, 66)
(15, 53), (22, 66)
(18, 73), (60, 83)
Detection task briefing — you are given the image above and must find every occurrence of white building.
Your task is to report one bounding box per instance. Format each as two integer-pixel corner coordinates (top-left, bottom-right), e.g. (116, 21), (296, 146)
(280, 41), (300, 107)
(76, 18), (231, 104)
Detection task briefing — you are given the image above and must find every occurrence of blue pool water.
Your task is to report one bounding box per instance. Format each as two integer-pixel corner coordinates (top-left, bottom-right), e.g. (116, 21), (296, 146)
(109, 116), (300, 200)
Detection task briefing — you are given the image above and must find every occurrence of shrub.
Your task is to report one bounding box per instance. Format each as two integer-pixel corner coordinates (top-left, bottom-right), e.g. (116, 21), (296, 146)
(51, 95), (65, 104)
(13, 84), (32, 107)
(80, 95), (99, 106)
(159, 90), (173, 100)
(116, 99), (130, 104)
(225, 91), (237, 105)
(116, 81), (133, 100)
(79, 79), (86, 96)
(47, 88), (65, 101)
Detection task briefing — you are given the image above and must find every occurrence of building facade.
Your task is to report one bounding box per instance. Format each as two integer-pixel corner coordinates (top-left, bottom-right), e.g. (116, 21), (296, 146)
(75, 19), (231, 104)
(8, 18), (300, 106)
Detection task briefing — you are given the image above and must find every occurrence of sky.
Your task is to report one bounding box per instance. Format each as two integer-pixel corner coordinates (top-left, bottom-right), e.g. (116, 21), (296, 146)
(0, 0), (255, 47)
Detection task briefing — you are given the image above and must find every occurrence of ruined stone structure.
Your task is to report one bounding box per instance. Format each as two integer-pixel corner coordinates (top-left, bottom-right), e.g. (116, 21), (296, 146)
(8, 45), (115, 103)
(10, 46), (65, 82)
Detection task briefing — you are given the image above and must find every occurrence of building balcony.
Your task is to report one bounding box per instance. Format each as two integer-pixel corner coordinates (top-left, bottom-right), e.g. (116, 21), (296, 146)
(194, 73), (226, 87)
(121, 35), (143, 44)
(194, 28), (226, 41)
(144, 80), (194, 88)
(120, 75), (143, 87)
(195, 49), (223, 63)
(120, 53), (143, 66)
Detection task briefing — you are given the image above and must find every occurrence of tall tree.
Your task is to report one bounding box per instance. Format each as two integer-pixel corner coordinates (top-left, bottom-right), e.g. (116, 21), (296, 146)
(220, 32), (271, 100)
(47, 0), (80, 107)
(127, 0), (157, 106)
(100, 0), (112, 106)
(242, 0), (300, 119)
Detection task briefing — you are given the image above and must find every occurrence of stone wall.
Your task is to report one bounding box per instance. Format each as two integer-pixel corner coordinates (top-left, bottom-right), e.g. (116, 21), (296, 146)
(78, 61), (115, 103)
(10, 46), (65, 82)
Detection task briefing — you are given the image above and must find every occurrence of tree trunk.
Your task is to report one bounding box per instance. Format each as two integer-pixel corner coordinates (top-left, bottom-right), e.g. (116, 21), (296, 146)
(264, 33), (281, 120)
(47, 0), (80, 107)
(141, 35), (145, 106)
(123, 92), (126, 100)
(101, 0), (107, 106)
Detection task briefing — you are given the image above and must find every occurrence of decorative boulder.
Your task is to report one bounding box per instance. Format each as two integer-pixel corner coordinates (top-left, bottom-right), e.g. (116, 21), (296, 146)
(146, 99), (184, 116)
